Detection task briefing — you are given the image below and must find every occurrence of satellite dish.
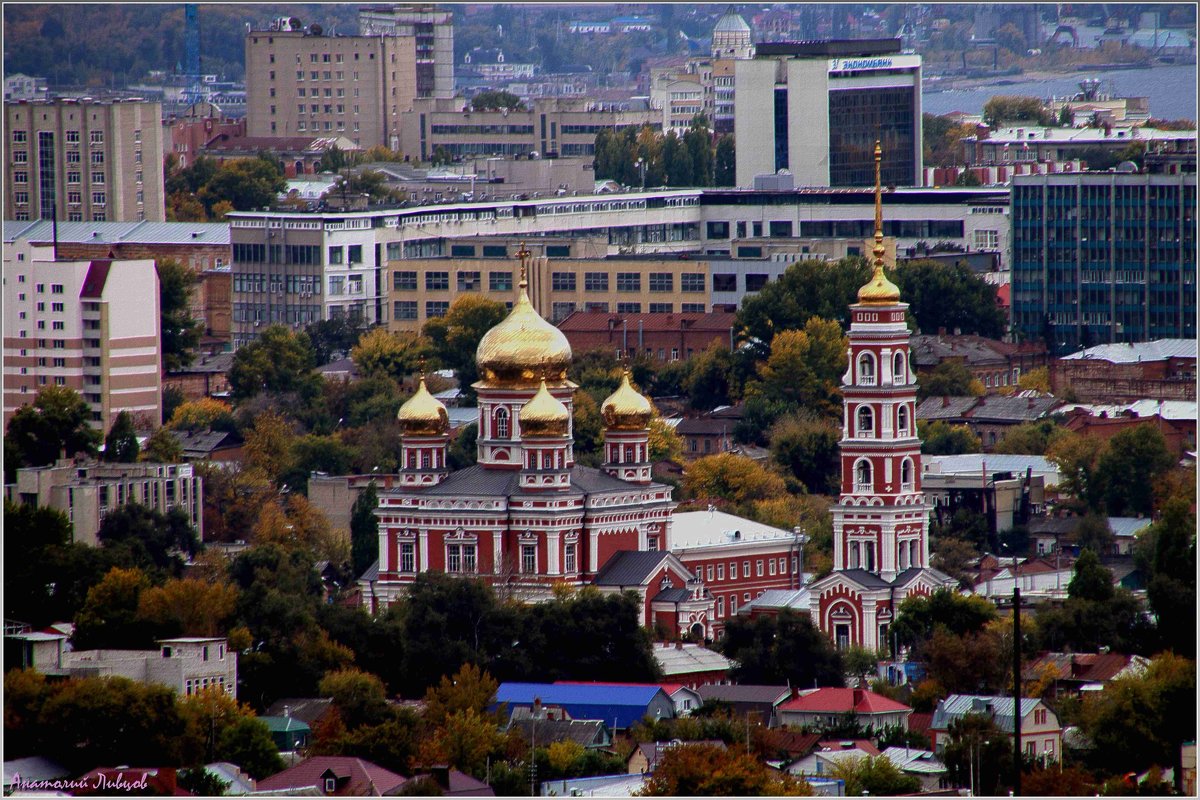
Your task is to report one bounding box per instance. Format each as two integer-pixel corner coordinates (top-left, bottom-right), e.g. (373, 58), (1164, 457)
(288, 17), (302, 31)
(309, 23), (323, 35)
(1116, 161), (1139, 173)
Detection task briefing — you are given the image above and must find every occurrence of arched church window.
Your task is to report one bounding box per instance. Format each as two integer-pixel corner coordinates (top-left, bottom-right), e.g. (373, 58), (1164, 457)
(857, 406), (874, 436)
(901, 458), (914, 489)
(494, 407), (510, 439)
(857, 352), (876, 385)
(893, 352), (906, 384)
(898, 405), (910, 434)
(855, 459), (872, 491)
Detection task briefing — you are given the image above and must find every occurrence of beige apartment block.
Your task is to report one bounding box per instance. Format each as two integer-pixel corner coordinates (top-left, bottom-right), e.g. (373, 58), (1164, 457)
(403, 96), (661, 162)
(358, 4), (456, 99)
(245, 27), (417, 149)
(384, 249), (712, 334)
(4, 98), (165, 222)
(3, 240), (161, 430)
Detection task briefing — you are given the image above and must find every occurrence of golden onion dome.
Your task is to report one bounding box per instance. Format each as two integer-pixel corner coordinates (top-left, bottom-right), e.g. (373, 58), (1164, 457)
(601, 370), (654, 431)
(519, 378), (570, 438)
(475, 253), (573, 388)
(857, 263), (901, 306)
(396, 375), (449, 435)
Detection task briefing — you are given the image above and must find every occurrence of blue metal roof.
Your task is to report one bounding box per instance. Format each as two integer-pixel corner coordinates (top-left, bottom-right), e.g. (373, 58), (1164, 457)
(495, 683), (670, 729)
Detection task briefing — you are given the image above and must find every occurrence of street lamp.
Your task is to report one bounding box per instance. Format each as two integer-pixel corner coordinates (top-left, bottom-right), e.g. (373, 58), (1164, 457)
(635, 157), (647, 191)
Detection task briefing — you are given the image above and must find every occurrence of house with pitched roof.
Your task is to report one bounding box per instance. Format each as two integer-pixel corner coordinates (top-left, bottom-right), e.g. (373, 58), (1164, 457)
(257, 756), (408, 796)
(554, 681), (702, 717)
(930, 695), (1062, 763)
(783, 739), (882, 778)
(776, 687), (912, 731)
(881, 747), (948, 791)
(696, 684), (794, 728)
(651, 642), (733, 686)
(627, 739), (727, 775)
(1024, 652), (1150, 697)
(494, 683), (675, 730)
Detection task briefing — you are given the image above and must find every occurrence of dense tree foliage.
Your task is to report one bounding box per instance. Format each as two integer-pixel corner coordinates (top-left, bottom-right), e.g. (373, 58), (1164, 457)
(6, 386), (102, 469)
(423, 295), (509, 404)
(350, 481), (380, 578)
(230, 325), (322, 402)
(641, 742), (812, 796)
(893, 261), (1008, 339)
(721, 611), (844, 689)
(157, 258), (203, 371)
(919, 420), (982, 455)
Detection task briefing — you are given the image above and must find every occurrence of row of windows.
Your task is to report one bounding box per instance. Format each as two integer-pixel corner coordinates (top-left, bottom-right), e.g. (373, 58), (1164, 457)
(394, 541), (577, 575)
(702, 556), (798, 585)
(232, 243), (322, 265)
(12, 130), (107, 144)
(233, 275), (322, 295)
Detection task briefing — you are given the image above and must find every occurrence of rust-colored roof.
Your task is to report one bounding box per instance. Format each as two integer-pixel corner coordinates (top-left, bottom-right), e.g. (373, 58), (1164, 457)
(780, 688), (911, 715)
(558, 311), (736, 333)
(257, 756), (407, 796)
(80, 260), (112, 298)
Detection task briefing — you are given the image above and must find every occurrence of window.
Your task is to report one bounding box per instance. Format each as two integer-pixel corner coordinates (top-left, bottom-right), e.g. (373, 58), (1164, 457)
(898, 405), (910, 434)
(12, 151), (27, 164)
(745, 274), (769, 291)
(769, 559), (777, 576)
(67, 171), (80, 184)
(483, 245), (507, 258)
(712, 274), (736, 292)
(489, 271), (512, 291)
(546, 245), (570, 258)
(649, 273), (673, 292)
(855, 459), (872, 491)
(649, 303), (672, 313)
(325, 778), (337, 793)
(328, 246), (344, 264)
(756, 560), (764, 577)
(681, 273), (705, 292)
(13, 170), (27, 184)
(450, 244), (476, 257)
(425, 271), (449, 290)
(89, 130), (104, 144)
(564, 543), (577, 573)
(552, 302), (577, 321)
(857, 406), (873, 436)
(447, 544), (476, 573)
(729, 562), (737, 579)
(393, 270), (417, 291)
(893, 352), (906, 384)
(521, 544), (537, 574)
(551, 272), (576, 291)
(65, 150), (80, 164)
(425, 301), (449, 318)
(92, 171), (105, 184)
(730, 595), (738, 614)
(706, 221), (729, 239)
(12, 130), (27, 143)
(617, 302), (642, 314)
(769, 220), (793, 237)
(494, 407), (510, 439)
(66, 130), (80, 143)
(743, 560), (750, 578)
(901, 458), (914, 489)
(14, 191), (29, 204)
(393, 300), (418, 320)
(91, 151), (104, 164)
(857, 352), (876, 385)
(457, 271), (481, 291)
(616, 273), (640, 292)
(718, 596), (726, 617)
(584, 272), (609, 291)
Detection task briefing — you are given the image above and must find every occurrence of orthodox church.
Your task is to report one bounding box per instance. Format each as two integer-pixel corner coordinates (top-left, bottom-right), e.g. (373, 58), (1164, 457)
(806, 143), (958, 651)
(363, 247), (714, 638)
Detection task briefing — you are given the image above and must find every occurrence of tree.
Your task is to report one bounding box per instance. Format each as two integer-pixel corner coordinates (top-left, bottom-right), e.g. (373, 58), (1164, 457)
(648, 416), (684, 464)
(920, 420), (982, 456)
(893, 261), (1007, 339)
(96, 503), (199, 575)
(751, 318), (847, 419)
(714, 135), (736, 186)
(1143, 497), (1196, 658)
(350, 481), (380, 578)
(100, 410), (141, 463)
(243, 410), (298, 484)
(1072, 513), (1114, 554)
(571, 390), (604, 466)
(733, 396), (792, 446)
(982, 95), (1054, 127)
(72, 566), (154, 650)
(141, 426), (185, 462)
(137, 578), (238, 638)
(1093, 425), (1174, 516)
(941, 713), (1014, 796)
(425, 708), (506, 779)
(737, 258), (872, 344)
(917, 361), (979, 401)
(683, 453), (787, 506)
(721, 611), (844, 689)
(320, 668), (391, 729)
(422, 295), (509, 403)
(218, 716), (286, 779)
(1047, 431), (1106, 510)
(178, 768), (231, 797)
(229, 325), (319, 401)
(422, 663), (500, 728)
(6, 386), (102, 468)
(683, 342), (734, 411)
(448, 423), (478, 470)
(993, 420), (1064, 455)
(306, 317), (370, 366)
(198, 155), (286, 214)
(829, 755), (921, 796)
(890, 589), (998, 651)
(640, 742), (812, 796)
(470, 89), (523, 111)
(768, 414), (841, 495)
(1017, 367), (1051, 393)
(350, 328), (421, 382)
(157, 258), (203, 371)
(168, 398), (236, 431)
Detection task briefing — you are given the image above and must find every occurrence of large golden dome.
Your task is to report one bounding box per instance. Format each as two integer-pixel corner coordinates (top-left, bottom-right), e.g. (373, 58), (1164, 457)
(601, 370), (654, 431)
(519, 377), (570, 438)
(475, 248), (572, 388)
(857, 264), (901, 305)
(396, 375), (449, 435)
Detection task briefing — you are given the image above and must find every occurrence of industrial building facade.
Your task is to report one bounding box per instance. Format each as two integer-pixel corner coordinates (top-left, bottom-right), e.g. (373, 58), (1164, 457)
(1010, 172), (1197, 352)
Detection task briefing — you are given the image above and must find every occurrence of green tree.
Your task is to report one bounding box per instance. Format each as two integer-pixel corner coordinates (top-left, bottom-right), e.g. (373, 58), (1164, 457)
(1047, 431), (1107, 510)
(890, 589), (998, 651)
(768, 413), (841, 495)
(1072, 513), (1114, 554)
(920, 420), (982, 455)
(714, 135), (736, 186)
(157, 258), (203, 372)
(306, 317), (370, 366)
(721, 610), (844, 688)
(230, 325), (320, 401)
(941, 713), (1014, 796)
(1093, 425), (1174, 516)
(320, 668), (392, 729)
(683, 342), (734, 411)
(350, 328), (421, 381)
(917, 361), (979, 400)
(1143, 497), (1196, 658)
(6, 386), (102, 468)
(829, 755), (921, 796)
(198, 155), (287, 214)
(751, 317), (847, 419)
(470, 89), (523, 111)
(661, 130), (692, 186)
(423, 295), (509, 403)
(733, 396), (792, 446)
(178, 768), (231, 797)
(993, 420), (1065, 455)
(72, 566), (154, 650)
(218, 716), (286, 779)
(350, 482), (379, 578)
(982, 95), (1054, 127)
(683, 117), (713, 187)
(737, 257), (872, 344)
(448, 423), (478, 470)
(141, 426), (185, 462)
(893, 261), (1007, 339)
(103, 410), (140, 463)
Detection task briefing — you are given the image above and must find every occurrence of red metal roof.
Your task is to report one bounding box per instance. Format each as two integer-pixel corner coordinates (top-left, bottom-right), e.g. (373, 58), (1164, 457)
(80, 260), (112, 299)
(779, 687), (911, 715)
(257, 756), (407, 796)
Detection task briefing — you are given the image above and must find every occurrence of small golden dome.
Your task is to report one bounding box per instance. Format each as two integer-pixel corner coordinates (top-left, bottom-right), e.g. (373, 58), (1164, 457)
(602, 370), (654, 431)
(857, 264), (901, 306)
(475, 245), (573, 388)
(519, 378), (570, 438)
(396, 376), (449, 435)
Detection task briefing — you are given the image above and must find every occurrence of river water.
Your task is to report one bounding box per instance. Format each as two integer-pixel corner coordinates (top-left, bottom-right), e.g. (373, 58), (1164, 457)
(922, 63), (1198, 122)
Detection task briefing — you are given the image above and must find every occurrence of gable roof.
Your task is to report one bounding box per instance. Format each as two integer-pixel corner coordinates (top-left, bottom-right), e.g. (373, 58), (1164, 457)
(258, 756), (407, 795)
(780, 687), (911, 715)
(881, 747), (947, 775)
(1061, 338), (1196, 363)
(264, 698), (334, 727)
(697, 684), (793, 706)
(916, 396), (979, 421)
(593, 550), (678, 586)
(652, 643), (733, 677)
(495, 683), (671, 728)
(965, 395), (1063, 423)
(931, 695), (1047, 734)
(507, 717), (609, 748)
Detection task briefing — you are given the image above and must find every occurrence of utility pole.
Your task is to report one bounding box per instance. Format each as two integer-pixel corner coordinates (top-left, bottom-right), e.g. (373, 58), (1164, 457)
(1012, 549), (1022, 796)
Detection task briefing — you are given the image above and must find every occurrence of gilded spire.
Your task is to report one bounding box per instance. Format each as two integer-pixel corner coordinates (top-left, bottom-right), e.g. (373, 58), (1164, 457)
(519, 375), (570, 437)
(602, 368), (654, 431)
(516, 241), (530, 291)
(858, 139), (901, 306)
(397, 373), (449, 435)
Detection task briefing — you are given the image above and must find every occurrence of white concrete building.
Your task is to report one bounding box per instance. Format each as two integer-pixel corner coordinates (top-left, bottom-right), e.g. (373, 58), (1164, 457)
(63, 637), (237, 698)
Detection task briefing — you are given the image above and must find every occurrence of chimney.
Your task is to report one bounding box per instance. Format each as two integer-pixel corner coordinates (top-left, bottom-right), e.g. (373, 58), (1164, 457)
(676, 641), (684, 650)
(283, 705), (291, 718)
(942, 396), (950, 408)
(1027, 397), (1035, 409)
(853, 688), (864, 708)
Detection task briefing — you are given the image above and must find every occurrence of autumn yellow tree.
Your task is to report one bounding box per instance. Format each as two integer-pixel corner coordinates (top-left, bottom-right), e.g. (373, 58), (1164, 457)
(137, 577), (238, 638)
(1017, 366), (1051, 394)
(350, 328), (423, 382)
(648, 416), (684, 463)
(752, 317), (848, 419)
(252, 494), (348, 564)
(168, 397), (234, 430)
(422, 663), (500, 728)
(243, 409), (298, 483)
(683, 453), (787, 505)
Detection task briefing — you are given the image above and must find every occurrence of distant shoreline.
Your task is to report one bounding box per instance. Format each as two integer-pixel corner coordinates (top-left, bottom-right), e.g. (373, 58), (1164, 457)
(925, 64), (1159, 92)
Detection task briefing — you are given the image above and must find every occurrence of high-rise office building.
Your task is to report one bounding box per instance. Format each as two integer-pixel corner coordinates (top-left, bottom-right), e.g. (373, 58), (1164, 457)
(1011, 172), (1197, 353)
(4, 98), (165, 223)
(358, 4), (455, 99)
(244, 19), (417, 149)
(734, 39), (922, 188)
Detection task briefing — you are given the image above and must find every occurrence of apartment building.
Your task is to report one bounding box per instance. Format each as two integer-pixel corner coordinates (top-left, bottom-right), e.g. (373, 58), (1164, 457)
(66, 638), (236, 698)
(402, 96), (660, 161)
(358, 4), (455, 99)
(7, 459), (203, 546)
(3, 239), (160, 430)
(735, 40), (922, 188)
(962, 126), (1197, 167)
(4, 98), (165, 222)
(1010, 171), (1197, 352)
(244, 20), (417, 149)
